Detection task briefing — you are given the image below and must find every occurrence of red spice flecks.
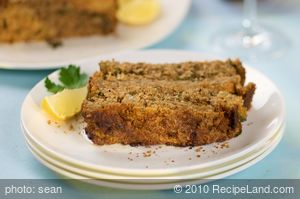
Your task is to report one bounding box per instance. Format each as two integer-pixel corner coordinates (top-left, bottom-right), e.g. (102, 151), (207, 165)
(143, 150), (152, 157)
(195, 146), (203, 152)
(69, 124), (74, 131)
(247, 122), (254, 126)
(220, 142), (230, 149)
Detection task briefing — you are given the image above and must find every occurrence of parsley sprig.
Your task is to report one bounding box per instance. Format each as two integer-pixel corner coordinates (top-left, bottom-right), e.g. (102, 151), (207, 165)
(45, 65), (88, 94)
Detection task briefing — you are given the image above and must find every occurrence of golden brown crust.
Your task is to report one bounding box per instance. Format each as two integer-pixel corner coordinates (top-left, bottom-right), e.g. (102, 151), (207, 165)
(82, 60), (256, 146)
(69, 0), (116, 13)
(0, 0), (8, 8)
(0, 0), (117, 43)
(237, 83), (256, 109)
(82, 103), (242, 146)
(229, 59), (246, 85)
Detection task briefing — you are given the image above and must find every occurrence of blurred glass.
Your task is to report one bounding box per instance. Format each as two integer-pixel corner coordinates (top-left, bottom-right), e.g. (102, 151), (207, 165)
(212, 0), (290, 60)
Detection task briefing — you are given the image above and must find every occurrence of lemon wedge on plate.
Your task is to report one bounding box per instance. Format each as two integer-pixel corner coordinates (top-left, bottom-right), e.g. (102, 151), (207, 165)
(41, 86), (88, 120)
(117, 0), (161, 25)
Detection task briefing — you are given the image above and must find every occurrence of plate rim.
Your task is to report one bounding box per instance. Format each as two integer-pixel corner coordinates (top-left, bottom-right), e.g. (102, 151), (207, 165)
(24, 124), (284, 180)
(26, 131), (282, 190)
(20, 49), (287, 175)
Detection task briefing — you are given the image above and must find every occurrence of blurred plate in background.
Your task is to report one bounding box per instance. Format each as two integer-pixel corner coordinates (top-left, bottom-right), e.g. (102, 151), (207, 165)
(0, 0), (191, 70)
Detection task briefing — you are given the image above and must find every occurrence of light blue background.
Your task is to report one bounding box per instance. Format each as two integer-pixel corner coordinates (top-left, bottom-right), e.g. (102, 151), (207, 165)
(0, 0), (299, 198)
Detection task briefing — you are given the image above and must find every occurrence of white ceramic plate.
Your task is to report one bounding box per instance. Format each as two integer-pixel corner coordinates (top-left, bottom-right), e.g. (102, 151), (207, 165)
(20, 50), (286, 176)
(0, 0), (191, 69)
(25, 130), (282, 190)
(24, 124), (284, 182)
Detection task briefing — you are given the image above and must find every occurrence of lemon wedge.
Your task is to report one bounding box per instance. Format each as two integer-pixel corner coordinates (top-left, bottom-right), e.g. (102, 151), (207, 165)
(41, 86), (88, 120)
(117, 0), (161, 26)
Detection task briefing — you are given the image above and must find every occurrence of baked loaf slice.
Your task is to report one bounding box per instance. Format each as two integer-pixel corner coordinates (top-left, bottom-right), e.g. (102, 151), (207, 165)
(82, 60), (256, 146)
(0, 0), (116, 44)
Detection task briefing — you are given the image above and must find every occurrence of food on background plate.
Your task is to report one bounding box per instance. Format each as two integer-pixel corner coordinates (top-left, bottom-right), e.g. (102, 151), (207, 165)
(0, 0), (116, 45)
(81, 60), (256, 146)
(117, 0), (161, 25)
(0, 0), (160, 45)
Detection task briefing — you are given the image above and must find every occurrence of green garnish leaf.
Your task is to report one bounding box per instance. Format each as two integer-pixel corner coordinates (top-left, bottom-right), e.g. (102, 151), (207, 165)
(59, 65), (88, 89)
(44, 65), (88, 94)
(45, 77), (64, 94)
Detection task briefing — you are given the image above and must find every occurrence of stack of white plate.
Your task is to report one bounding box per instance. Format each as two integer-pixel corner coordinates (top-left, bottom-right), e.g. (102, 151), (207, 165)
(20, 50), (286, 190)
